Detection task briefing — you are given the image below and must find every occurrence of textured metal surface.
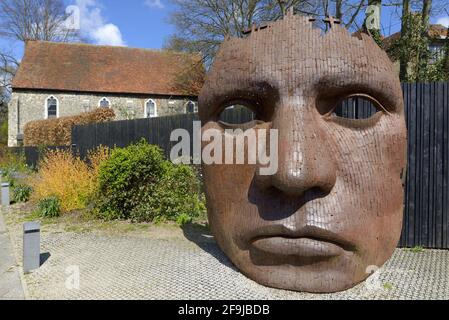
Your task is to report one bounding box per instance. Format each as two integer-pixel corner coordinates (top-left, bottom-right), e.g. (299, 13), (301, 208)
(199, 11), (407, 293)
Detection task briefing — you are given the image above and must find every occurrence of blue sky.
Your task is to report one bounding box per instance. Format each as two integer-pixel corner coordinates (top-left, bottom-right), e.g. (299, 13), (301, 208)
(69, 0), (175, 48)
(1, 0), (448, 61)
(0, 0), (178, 59)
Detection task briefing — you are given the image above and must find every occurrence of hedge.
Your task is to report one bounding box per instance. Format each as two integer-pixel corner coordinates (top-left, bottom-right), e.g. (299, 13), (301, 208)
(24, 108), (115, 147)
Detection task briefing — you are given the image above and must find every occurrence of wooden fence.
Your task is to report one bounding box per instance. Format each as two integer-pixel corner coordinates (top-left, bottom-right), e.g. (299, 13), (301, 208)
(11, 82), (449, 249)
(71, 107), (256, 159)
(401, 82), (449, 249)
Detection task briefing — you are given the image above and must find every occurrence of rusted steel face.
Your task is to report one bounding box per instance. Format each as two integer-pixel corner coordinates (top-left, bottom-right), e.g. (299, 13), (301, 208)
(199, 11), (407, 293)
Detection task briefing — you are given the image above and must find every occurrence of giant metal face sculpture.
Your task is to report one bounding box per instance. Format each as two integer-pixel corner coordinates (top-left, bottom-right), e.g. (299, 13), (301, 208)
(198, 12), (407, 293)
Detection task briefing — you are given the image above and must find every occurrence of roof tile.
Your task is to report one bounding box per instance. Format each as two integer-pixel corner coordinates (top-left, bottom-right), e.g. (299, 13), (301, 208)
(12, 41), (204, 96)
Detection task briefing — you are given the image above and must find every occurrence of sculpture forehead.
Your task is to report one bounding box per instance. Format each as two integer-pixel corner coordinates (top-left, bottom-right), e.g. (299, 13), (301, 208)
(203, 14), (400, 98)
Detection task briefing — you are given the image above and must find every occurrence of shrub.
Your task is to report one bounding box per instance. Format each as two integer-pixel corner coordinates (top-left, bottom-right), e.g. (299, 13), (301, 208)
(0, 149), (30, 190)
(130, 164), (205, 222)
(29, 147), (109, 213)
(24, 108), (115, 147)
(0, 147), (29, 174)
(0, 121), (8, 146)
(96, 140), (205, 222)
(87, 145), (110, 175)
(37, 196), (61, 218)
(176, 213), (193, 226)
(12, 184), (33, 203)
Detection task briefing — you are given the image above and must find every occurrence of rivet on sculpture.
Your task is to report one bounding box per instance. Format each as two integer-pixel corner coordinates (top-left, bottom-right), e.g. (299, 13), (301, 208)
(198, 10), (407, 293)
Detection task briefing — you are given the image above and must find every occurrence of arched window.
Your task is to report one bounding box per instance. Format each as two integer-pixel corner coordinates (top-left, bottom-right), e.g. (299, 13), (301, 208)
(145, 99), (157, 118)
(185, 101), (198, 114)
(45, 96), (59, 119)
(99, 97), (111, 108)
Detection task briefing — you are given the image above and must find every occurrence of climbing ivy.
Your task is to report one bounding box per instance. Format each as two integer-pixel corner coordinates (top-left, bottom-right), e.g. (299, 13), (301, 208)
(387, 12), (448, 82)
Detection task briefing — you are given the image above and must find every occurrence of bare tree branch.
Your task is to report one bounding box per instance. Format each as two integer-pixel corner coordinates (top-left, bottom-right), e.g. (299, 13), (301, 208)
(165, 0), (321, 65)
(0, 0), (81, 42)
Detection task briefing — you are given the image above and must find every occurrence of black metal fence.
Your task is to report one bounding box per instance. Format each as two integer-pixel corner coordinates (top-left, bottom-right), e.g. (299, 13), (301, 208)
(10, 82), (449, 249)
(401, 82), (449, 249)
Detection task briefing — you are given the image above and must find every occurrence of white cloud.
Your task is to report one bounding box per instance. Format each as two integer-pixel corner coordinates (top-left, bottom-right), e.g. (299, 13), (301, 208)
(144, 0), (164, 9)
(75, 0), (126, 46)
(91, 24), (125, 46)
(436, 17), (449, 28)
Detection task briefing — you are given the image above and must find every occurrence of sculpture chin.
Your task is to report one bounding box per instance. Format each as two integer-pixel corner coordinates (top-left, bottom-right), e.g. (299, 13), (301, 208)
(239, 264), (369, 294)
(221, 240), (371, 293)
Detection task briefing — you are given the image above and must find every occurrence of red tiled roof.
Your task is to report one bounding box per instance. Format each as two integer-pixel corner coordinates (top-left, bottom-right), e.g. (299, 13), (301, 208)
(382, 24), (448, 50)
(12, 41), (204, 96)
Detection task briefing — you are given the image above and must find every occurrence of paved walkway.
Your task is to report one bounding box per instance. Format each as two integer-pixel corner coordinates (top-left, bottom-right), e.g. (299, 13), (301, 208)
(0, 211), (25, 300)
(2, 205), (449, 300)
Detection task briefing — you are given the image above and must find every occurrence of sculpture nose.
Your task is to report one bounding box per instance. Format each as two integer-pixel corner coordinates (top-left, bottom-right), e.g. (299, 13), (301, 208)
(258, 102), (337, 198)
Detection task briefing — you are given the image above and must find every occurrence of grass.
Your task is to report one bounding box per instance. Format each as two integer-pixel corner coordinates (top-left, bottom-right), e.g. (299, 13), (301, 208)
(408, 246), (425, 253)
(383, 282), (394, 290)
(4, 202), (195, 240)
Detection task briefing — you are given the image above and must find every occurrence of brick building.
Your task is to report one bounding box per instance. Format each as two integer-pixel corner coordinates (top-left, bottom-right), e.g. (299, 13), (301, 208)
(8, 41), (203, 146)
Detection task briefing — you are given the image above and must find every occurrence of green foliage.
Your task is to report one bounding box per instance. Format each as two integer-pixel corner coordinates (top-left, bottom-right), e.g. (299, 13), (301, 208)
(408, 246), (425, 253)
(383, 282), (393, 290)
(0, 148), (32, 192)
(37, 196), (61, 218)
(0, 121), (8, 146)
(389, 12), (448, 82)
(369, 29), (383, 48)
(96, 139), (205, 223)
(0, 147), (29, 174)
(176, 213), (193, 226)
(424, 58), (449, 81)
(12, 184), (32, 203)
(115, 104), (137, 120)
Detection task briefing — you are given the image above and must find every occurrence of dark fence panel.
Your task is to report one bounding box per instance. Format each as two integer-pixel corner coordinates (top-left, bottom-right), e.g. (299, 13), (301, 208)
(9, 146), (71, 169)
(73, 113), (200, 159)
(72, 107), (256, 159)
(400, 82), (449, 249)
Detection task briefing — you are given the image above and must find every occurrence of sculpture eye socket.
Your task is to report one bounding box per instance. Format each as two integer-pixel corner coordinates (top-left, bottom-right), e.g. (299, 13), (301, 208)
(330, 95), (383, 120)
(218, 103), (259, 128)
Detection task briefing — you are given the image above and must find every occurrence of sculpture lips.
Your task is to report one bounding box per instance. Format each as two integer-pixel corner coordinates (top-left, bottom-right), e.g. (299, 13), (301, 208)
(247, 225), (356, 262)
(251, 237), (345, 258)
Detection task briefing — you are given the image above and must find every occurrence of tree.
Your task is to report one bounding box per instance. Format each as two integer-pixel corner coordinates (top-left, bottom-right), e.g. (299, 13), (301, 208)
(166, 0), (367, 65)
(165, 0), (313, 64)
(393, 0), (449, 81)
(0, 50), (18, 114)
(417, 0), (432, 79)
(444, 22), (449, 77)
(0, 0), (79, 42)
(329, 0), (365, 30)
(0, 86), (6, 119)
(399, 0), (410, 81)
(364, 0), (382, 46)
(0, 0), (79, 110)
(421, 0), (432, 27)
